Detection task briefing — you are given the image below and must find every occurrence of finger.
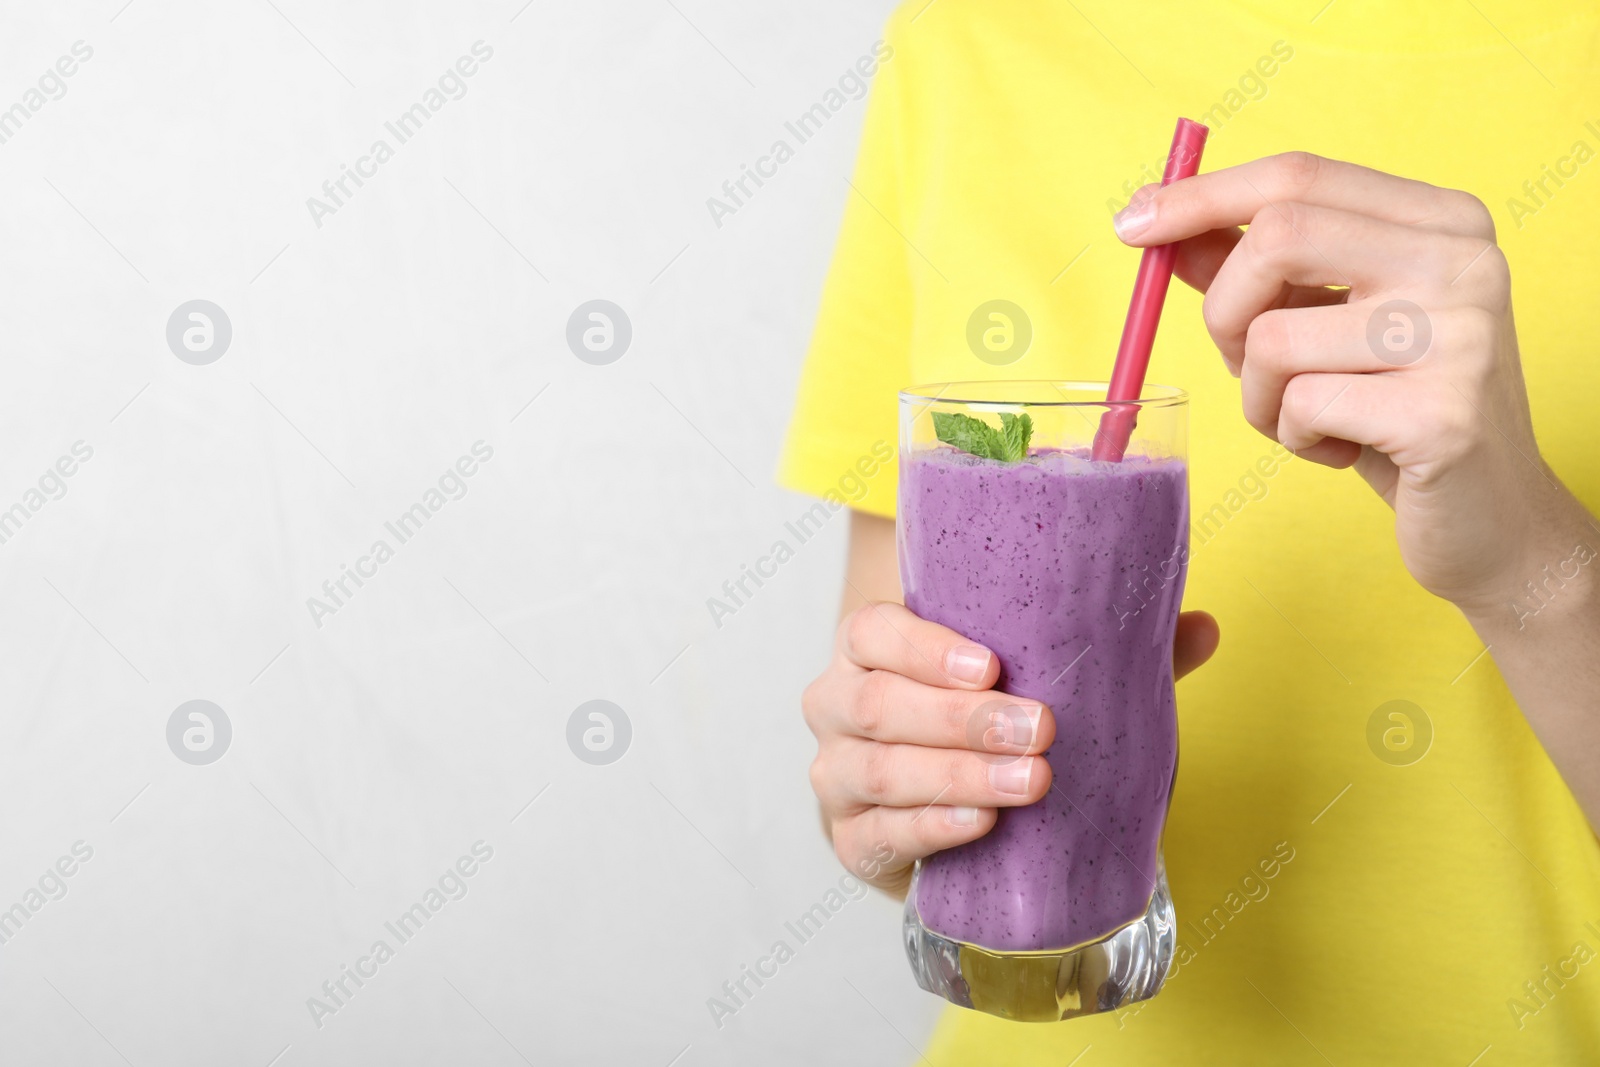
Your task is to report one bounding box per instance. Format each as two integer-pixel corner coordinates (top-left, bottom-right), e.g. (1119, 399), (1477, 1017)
(1115, 153), (1496, 247)
(1171, 226), (1242, 295)
(1276, 372), (1413, 459)
(1172, 227), (1353, 313)
(1274, 305), (1500, 464)
(1240, 303), (1402, 440)
(832, 804), (999, 888)
(837, 601), (999, 689)
(1173, 611), (1220, 680)
(814, 739), (1051, 812)
(1287, 435), (1363, 469)
(825, 670), (1055, 753)
(1202, 203), (1481, 367)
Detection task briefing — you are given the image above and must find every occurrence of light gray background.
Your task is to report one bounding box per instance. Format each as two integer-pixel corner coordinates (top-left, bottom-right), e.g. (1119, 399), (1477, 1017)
(0, 1), (933, 1064)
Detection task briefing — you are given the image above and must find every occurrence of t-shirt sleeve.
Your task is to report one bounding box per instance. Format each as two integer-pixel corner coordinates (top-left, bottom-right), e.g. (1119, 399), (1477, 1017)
(776, 17), (913, 520)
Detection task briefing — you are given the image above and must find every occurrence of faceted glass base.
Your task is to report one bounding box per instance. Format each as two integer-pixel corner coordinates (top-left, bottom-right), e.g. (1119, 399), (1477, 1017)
(903, 858), (1176, 1023)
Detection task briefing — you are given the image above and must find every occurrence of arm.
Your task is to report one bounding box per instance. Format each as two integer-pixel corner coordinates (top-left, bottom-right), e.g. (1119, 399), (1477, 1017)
(839, 511), (903, 621)
(1461, 483), (1600, 824)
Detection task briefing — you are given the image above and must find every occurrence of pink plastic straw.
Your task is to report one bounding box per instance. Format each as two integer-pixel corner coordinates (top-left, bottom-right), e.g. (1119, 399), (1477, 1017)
(1092, 118), (1210, 462)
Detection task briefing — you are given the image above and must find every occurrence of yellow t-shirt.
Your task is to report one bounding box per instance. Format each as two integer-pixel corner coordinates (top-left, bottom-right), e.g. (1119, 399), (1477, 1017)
(779, 1), (1600, 1062)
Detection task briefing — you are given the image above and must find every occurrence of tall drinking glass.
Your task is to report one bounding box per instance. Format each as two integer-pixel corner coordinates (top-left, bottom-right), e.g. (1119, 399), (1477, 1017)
(898, 381), (1188, 1022)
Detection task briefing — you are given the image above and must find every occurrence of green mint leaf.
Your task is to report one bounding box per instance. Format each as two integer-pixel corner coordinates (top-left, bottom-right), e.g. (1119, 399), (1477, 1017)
(932, 411), (1005, 461)
(998, 412), (1033, 463)
(932, 411), (1031, 463)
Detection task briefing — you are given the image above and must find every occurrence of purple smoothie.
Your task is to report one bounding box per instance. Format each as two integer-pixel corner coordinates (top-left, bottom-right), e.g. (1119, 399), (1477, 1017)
(899, 447), (1187, 952)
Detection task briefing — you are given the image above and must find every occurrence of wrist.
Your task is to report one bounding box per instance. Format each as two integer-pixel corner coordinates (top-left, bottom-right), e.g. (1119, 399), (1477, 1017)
(1461, 494), (1600, 640)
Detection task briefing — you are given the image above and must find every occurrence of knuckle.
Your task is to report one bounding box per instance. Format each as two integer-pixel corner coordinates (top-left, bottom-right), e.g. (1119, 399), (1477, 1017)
(1279, 374), (1318, 427)
(1430, 400), (1479, 460)
(946, 691), (987, 747)
(906, 813), (941, 853)
(952, 750), (983, 794)
(1274, 150), (1325, 192)
(1449, 305), (1501, 362)
(1244, 309), (1292, 365)
(908, 806), (955, 852)
(1472, 245), (1512, 309)
(1448, 190), (1497, 240)
(859, 743), (895, 804)
(1247, 203), (1304, 257)
(1240, 392), (1277, 438)
(1482, 241), (1512, 281)
(1239, 377), (1282, 437)
(807, 753), (831, 800)
(839, 606), (876, 661)
(1445, 400), (1478, 441)
(851, 670), (893, 736)
(830, 825), (861, 874)
(1200, 290), (1229, 343)
(800, 677), (824, 732)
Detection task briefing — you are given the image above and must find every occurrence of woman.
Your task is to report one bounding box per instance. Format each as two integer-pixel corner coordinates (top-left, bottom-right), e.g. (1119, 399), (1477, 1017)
(782, 1), (1600, 1061)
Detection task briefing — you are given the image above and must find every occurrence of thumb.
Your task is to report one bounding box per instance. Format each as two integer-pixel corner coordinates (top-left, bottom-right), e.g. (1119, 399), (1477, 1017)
(1174, 610), (1221, 679)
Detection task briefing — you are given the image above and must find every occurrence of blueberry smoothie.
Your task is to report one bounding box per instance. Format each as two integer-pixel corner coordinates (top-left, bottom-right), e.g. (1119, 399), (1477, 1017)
(899, 447), (1187, 953)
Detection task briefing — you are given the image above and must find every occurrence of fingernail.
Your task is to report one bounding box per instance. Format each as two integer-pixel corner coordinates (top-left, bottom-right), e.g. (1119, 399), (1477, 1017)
(946, 645), (992, 684)
(1113, 199), (1156, 242)
(946, 806), (979, 827)
(989, 759), (1034, 796)
(991, 705), (1040, 751)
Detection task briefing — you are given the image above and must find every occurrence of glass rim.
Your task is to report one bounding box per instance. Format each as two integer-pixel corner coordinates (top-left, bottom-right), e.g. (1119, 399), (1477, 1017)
(898, 381), (1187, 408)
